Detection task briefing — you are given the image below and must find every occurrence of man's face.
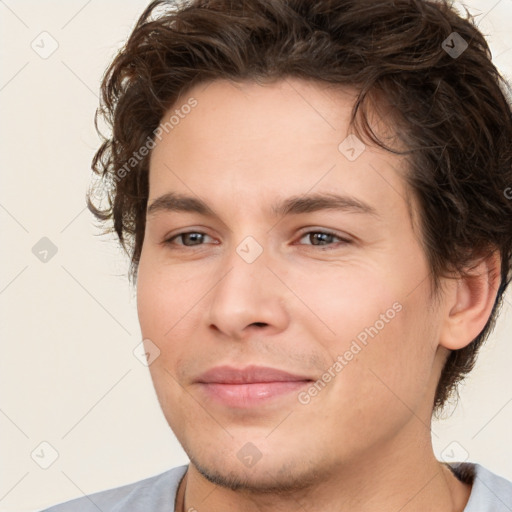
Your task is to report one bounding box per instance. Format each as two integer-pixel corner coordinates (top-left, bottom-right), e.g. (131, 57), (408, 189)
(137, 78), (446, 489)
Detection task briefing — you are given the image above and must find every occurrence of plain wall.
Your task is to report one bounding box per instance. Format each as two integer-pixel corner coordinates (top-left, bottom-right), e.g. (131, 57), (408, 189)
(1, 1), (511, 511)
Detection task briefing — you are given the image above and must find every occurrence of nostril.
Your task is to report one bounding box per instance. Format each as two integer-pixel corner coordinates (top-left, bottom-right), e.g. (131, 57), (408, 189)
(251, 322), (267, 328)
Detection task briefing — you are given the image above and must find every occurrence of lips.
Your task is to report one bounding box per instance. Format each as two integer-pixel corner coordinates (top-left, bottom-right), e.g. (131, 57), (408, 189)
(195, 365), (313, 408)
(195, 365), (313, 384)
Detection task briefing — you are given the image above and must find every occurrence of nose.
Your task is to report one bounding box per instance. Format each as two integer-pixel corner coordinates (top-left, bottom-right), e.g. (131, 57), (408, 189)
(206, 244), (290, 341)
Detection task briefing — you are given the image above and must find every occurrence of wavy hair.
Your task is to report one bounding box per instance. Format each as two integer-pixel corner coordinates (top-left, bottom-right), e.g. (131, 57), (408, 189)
(88, 0), (512, 414)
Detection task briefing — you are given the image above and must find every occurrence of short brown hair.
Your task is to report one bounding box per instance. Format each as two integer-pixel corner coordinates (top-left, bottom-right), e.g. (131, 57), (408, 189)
(89, 0), (512, 414)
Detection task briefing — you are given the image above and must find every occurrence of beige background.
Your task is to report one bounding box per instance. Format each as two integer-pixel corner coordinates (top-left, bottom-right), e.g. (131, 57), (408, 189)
(1, 1), (511, 511)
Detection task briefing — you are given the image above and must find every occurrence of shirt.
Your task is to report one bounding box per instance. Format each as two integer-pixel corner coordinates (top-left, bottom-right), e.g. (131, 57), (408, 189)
(38, 462), (512, 511)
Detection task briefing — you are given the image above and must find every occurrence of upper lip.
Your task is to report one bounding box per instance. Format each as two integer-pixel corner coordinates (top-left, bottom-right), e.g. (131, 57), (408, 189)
(196, 365), (313, 384)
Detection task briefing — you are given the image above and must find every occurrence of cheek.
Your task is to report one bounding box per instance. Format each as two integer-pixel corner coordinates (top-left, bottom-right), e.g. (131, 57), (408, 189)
(136, 256), (199, 419)
(136, 254), (201, 340)
(136, 253), (216, 392)
(289, 259), (437, 404)
(285, 261), (403, 347)
(332, 282), (438, 422)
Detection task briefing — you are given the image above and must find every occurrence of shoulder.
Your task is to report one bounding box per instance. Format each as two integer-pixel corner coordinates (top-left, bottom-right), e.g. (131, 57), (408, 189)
(37, 464), (188, 512)
(449, 462), (512, 511)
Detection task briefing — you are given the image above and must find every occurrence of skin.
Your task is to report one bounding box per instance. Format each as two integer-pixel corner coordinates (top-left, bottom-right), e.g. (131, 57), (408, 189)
(136, 78), (501, 512)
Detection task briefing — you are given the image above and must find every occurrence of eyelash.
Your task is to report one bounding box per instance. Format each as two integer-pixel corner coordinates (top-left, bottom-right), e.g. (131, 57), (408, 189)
(162, 230), (351, 250)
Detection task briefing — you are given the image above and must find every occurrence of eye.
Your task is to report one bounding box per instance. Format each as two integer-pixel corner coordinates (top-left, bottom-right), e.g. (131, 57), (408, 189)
(163, 231), (215, 247)
(162, 229), (350, 249)
(296, 230), (350, 248)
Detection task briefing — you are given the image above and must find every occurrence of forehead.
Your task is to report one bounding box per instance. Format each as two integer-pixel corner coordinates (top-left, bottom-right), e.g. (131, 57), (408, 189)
(148, 78), (415, 227)
(151, 78), (358, 164)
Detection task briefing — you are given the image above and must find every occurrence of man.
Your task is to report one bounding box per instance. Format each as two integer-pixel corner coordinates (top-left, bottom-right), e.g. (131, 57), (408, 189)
(40, 0), (512, 510)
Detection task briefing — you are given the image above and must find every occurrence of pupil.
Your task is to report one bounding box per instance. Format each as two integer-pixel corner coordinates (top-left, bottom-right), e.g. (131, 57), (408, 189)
(186, 233), (202, 245)
(313, 233), (330, 245)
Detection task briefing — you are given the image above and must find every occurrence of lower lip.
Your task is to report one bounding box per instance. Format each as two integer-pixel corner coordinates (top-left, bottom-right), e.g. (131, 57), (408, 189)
(198, 381), (311, 408)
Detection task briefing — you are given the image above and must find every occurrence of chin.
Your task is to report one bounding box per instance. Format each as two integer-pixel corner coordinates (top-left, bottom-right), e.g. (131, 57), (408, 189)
(186, 446), (329, 494)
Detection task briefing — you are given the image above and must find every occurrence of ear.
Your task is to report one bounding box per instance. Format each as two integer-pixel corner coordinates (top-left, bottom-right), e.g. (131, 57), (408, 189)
(439, 250), (502, 350)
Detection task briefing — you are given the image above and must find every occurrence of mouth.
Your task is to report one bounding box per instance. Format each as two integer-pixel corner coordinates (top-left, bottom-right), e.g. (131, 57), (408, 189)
(195, 365), (314, 408)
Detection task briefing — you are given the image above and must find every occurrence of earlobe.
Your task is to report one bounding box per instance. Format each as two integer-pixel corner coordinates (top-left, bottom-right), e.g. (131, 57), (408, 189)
(439, 250), (501, 351)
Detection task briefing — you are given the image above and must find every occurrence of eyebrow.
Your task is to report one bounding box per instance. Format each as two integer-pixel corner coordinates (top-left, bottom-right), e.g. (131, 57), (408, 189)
(146, 191), (379, 219)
